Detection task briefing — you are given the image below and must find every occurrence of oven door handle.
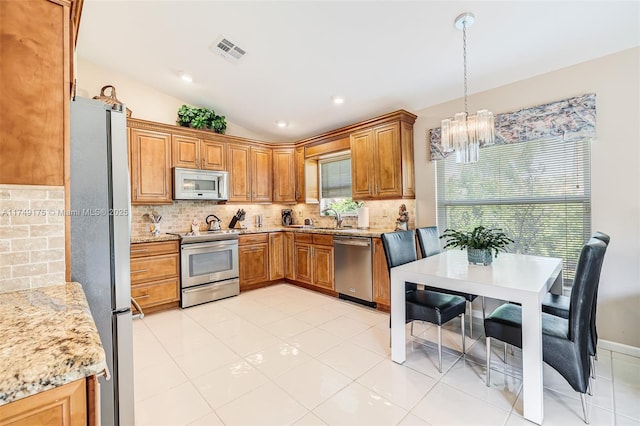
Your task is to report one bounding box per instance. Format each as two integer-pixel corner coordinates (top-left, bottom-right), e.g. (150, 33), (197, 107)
(181, 240), (237, 252)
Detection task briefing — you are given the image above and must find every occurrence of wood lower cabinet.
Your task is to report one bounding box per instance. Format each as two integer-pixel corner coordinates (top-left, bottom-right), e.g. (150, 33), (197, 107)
(129, 128), (172, 205)
(372, 237), (391, 308)
(284, 232), (295, 280)
(269, 232), (284, 280)
(293, 242), (312, 285)
(294, 233), (334, 290)
(130, 241), (180, 313)
(273, 148), (295, 203)
(0, 377), (95, 426)
(238, 234), (269, 289)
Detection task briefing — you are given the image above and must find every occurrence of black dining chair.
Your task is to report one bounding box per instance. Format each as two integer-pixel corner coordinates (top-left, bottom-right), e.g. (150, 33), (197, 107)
(483, 238), (607, 424)
(542, 231), (610, 376)
(381, 230), (467, 373)
(416, 226), (482, 338)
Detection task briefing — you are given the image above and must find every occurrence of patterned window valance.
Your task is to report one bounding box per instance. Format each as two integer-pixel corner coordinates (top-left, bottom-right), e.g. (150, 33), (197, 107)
(429, 93), (596, 161)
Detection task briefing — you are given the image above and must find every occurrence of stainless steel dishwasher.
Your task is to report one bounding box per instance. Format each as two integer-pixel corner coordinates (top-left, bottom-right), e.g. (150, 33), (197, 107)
(333, 236), (374, 306)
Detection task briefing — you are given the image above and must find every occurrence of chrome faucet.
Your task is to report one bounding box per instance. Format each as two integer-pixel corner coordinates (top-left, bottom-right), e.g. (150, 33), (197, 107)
(322, 208), (342, 228)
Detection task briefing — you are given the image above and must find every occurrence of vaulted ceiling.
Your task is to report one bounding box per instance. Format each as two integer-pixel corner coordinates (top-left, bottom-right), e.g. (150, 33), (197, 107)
(78, 1), (639, 142)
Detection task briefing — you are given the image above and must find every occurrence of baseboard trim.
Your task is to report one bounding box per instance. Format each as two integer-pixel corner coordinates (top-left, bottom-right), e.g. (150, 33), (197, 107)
(598, 339), (640, 358)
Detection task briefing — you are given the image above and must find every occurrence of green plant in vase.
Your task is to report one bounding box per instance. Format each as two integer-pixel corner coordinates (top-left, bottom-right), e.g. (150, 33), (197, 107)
(440, 226), (514, 265)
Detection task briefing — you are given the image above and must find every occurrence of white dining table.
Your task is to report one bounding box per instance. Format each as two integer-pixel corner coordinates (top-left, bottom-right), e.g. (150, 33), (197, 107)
(390, 250), (563, 425)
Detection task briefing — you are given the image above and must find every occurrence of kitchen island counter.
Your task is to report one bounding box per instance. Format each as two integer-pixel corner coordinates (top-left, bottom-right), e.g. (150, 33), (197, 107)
(0, 282), (107, 406)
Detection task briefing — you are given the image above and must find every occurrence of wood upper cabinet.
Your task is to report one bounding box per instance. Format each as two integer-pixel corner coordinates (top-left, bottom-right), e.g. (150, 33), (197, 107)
(171, 135), (199, 168)
(0, 0), (70, 185)
(349, 120), (414, 200)
(350, 129), (374, 199)
(172, 135), (226, 171)
(228, 144), (272, 202)
(251, 147), (273, 202)
(201, 139), (226, 170)
(238, 234), (269, 288)
(373, 122), (402, 198)
(372, 237), (391, 307)
(0, 378), (89, 426)
(294, 147), (305, 203)
(284, 232), (295, 280)
(129, 128), (173, 204)
(350, 123), (402, 199)
(269, 232), (285, 280)
(228, 144), (251, 201)
(273, 149), (295, 203)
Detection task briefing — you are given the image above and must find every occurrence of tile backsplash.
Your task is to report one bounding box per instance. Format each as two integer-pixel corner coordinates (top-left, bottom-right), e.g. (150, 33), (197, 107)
(0, 185), (66, 293)
(131, 199), (415, 237)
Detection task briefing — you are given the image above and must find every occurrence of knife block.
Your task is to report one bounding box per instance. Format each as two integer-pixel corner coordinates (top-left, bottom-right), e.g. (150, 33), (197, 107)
(228, 217), (245, 229)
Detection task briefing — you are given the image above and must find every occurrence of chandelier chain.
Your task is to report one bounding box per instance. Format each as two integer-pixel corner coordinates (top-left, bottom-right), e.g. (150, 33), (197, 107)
(462, 19), (468, 115)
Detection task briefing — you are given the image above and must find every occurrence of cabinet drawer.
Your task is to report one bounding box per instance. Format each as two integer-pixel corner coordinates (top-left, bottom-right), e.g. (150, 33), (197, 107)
(312, 234), (333, 246)
(131, 241), (179, 258)
(130, 254), (179, 284)
(131, 278), (179, 308)
(239, 233), (269, 245)
(294, 233), (312, 243)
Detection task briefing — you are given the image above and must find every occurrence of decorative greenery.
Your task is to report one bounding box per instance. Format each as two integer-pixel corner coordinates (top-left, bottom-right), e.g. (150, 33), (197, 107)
(327, 199), (364, 214)
(440, 226), (514, 258)
(177, 105), (227, 134)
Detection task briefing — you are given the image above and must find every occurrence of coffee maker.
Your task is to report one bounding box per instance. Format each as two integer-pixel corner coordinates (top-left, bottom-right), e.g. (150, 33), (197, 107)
(281, 209), (293, 226)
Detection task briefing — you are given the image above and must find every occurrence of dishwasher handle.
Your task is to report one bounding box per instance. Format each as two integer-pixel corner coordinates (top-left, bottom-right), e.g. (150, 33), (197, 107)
(333, 237), (371, 247)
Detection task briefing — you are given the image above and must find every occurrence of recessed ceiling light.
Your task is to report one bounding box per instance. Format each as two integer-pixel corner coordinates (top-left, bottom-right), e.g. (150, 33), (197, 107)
(276, 120), (288, 128)
(332, 96), (345, 105)
(179, 72), (193, 83)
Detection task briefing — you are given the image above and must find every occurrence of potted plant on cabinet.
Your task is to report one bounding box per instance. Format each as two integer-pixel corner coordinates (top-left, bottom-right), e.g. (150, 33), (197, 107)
(177, 105), (227, 134)
(440, 226), (514, 265)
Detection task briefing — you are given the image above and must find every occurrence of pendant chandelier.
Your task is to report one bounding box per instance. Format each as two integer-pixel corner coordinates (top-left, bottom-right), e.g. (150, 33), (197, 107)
(441, 12), (495, 164)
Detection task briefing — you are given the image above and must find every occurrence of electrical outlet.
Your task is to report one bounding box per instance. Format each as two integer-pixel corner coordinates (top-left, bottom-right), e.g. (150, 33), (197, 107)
(298, 210), (302, 216)
(382, 209), (388, 218)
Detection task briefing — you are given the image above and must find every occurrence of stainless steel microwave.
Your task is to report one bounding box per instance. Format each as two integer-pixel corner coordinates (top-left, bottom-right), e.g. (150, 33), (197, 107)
(173, 168), (229, 201)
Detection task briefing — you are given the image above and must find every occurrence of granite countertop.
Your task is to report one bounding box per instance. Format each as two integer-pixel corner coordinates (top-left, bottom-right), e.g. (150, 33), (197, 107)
(131, 227), (397, 243)
(131, 233), (181, 244)
(0, 282), (107, 406)
(238, 226), (396, 238)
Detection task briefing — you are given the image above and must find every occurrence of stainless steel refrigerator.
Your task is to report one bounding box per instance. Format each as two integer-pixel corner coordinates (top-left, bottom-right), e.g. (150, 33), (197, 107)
(70, 97), (134, 426)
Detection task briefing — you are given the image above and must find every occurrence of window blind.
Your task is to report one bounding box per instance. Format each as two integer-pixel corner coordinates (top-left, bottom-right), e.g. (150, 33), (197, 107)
(320, 157), (352, 198)
(436, 138), (591, 285)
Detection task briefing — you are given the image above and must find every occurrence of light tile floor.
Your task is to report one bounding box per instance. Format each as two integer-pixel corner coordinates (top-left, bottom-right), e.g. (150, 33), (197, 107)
(133, 283), (640, 426)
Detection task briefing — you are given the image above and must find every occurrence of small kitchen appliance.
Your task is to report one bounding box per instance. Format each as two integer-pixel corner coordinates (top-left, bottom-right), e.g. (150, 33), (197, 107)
(173, 168), (228, 201)
(282, 209), (293, 226)
(206, 214), (222, 231)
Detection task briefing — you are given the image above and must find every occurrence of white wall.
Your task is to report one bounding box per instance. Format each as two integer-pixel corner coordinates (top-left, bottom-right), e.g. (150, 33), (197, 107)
(76, 58), (269, 141)
(413, 47), (640, 348)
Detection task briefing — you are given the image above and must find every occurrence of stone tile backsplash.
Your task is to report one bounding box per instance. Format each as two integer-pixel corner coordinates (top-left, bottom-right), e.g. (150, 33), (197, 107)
(0, 185), (66, 293)
(131, 199), (415, 237)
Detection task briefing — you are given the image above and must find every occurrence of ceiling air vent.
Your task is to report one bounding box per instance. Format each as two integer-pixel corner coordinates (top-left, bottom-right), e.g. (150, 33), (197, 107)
(210, 36), (247, 64)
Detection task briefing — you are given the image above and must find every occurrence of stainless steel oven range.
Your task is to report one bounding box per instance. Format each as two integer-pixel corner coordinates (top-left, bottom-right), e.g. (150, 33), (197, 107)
(173, 230), (240, 308)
